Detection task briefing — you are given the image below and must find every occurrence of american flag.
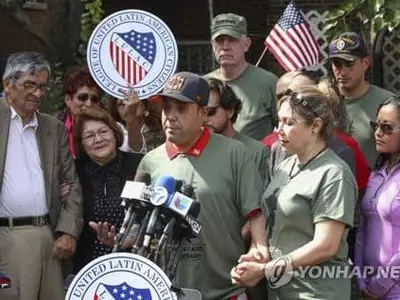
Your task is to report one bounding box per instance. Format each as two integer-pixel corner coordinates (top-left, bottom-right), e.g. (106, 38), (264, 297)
(264, 3), (320, 71)
(0, 272), (10, 289)
(110, 30), (156, 85)
(94, 282), (151, 300)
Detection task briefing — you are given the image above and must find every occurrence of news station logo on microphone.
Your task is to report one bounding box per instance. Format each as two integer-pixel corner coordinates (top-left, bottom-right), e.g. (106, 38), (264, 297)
(169, 192), (193, 216)
(150, 186), (169, 206)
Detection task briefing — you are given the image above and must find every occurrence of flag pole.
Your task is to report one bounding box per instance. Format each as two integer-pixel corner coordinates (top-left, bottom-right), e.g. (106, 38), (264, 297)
(255, 46), (268, 67)
(208, 0), (216, 69)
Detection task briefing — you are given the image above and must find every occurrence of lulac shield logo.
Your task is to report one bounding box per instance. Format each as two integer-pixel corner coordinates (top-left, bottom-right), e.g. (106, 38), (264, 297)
(87, 10), (178, 99)
(65, 253), (177, 300)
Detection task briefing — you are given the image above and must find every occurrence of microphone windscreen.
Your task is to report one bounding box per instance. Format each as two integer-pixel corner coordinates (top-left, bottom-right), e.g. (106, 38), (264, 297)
(154, 174), (176, 195)
(188, 201), (201, 218)
(134, 171), (151, 185)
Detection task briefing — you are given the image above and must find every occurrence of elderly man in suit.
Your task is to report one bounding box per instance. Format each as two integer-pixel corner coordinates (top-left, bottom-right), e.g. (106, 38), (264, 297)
(0, 52), (83, 300)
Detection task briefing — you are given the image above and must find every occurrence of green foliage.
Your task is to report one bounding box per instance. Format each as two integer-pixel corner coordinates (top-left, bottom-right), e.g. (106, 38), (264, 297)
(41, 62), (65, 114)
(324, 0), (400, 40)
(77, 0), (105, 63)
(40, 0), (105, 114)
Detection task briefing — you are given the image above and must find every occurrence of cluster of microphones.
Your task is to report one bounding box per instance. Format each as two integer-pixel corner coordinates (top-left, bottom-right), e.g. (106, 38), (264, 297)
(114, 171), (203, 280)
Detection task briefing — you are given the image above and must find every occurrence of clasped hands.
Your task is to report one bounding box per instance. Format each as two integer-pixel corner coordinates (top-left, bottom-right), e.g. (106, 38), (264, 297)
(231, 245), (270, 287)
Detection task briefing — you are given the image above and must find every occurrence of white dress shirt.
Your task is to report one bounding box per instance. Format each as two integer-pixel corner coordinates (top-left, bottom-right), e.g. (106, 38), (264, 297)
(0, 107), (48, 217)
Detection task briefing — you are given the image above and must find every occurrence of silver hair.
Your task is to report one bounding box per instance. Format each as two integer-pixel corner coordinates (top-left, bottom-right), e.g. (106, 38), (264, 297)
(3, 52), (51, 81)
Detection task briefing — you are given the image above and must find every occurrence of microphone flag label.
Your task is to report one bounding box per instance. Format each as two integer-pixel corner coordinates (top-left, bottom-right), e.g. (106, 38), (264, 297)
(168, 192), (193, 216)
(120, 181), (147, 200)
(65, 253), (177, 300)
(87, 9), (178, 100)
(150, 186), (169, 206)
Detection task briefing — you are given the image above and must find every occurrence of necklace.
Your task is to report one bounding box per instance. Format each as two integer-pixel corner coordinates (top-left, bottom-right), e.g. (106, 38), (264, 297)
(288, 146), (327, 181)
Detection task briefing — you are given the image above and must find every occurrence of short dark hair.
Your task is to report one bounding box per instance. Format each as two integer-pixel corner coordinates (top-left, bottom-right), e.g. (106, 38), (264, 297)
(64, 66), (100, 96)
(74, 106), (124, 157)
(207, 77), (242, 123)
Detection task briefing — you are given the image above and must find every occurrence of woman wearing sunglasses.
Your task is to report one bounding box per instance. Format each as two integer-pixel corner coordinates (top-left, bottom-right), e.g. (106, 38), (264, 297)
(231, 86), (357, 299)
(57, 67), (102, 158)
(355, 95), (400, 299)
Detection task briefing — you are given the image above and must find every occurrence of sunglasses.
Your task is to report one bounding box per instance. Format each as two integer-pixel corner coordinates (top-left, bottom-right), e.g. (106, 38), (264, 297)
(282, 89), (319, 117)
(76, 93), (100, 103)
(370, 120), (400, 135)
(207, 105), (220, 117)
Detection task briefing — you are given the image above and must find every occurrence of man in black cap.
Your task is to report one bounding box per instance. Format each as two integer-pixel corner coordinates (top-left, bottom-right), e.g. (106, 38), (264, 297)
(138, 71), (269, 300)
(329, 31), (394, 168)
(206, 13), (278, 141)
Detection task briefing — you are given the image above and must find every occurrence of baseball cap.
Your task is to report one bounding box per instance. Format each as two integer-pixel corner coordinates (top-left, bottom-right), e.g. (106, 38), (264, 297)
(328, 32), (368, 61)
(149, 72), (210, 107)
(211, 13), (247, 40)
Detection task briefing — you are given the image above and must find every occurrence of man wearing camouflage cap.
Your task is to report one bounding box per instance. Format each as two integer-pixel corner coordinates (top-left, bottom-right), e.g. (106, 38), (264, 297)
(329, 31), (394, 168)
(205, 13), (278, 141)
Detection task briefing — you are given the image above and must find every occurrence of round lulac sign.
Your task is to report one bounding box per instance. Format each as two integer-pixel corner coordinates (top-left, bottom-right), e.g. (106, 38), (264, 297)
(65, 252), (178, 300)
(87, 9), (179, 99)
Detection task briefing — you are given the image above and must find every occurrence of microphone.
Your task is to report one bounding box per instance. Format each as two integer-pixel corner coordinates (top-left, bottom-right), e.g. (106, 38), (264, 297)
(132, 210), (151, 254)
(165, 183), (202, 237)
(113, 171), (151, 253)
(168, 199), (202, 280)
(184, 201), (202, 236)
(141, 175), (176, 255)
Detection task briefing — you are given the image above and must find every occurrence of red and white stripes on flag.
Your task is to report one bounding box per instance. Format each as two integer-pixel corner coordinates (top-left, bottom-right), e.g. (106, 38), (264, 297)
(110, 41), (147, 85)
(264, 3), (320, 71)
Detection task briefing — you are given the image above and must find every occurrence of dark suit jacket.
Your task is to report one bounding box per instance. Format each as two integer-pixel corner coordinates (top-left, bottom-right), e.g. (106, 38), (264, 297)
(0, 99), (83, 238)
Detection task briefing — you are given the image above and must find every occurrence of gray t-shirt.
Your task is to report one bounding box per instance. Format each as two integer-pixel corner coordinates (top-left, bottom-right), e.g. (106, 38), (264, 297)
(137, 134), (263, 300)
(344, 84), (394, 168)
(206, 65), (278, 140)
(269, 135), (356, 178)
(263, 148), (357, 299)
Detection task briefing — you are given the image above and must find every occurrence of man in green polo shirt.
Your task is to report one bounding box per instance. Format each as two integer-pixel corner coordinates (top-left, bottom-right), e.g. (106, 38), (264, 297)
(329, 32), (394, 167)
(205, 77), (269, 187)
(205, 13), (278, 141)
(138, 72), (269, 300)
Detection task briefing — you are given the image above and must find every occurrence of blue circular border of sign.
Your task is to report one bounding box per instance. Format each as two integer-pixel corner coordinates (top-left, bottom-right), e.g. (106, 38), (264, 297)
(87, 9), (178, 99)
(66, 254), (175, 300)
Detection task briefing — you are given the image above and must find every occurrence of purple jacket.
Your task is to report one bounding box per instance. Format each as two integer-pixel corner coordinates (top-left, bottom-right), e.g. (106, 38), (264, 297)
(355, 164), (400, 299)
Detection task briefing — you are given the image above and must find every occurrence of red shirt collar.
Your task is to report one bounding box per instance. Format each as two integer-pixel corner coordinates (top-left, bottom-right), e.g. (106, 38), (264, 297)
(65, 113), (73, 132)
(65, 113), (77, 158)
(166, 127), (211, 160)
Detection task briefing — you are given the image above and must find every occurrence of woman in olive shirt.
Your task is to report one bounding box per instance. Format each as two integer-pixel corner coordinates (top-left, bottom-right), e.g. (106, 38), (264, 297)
(231, 86), (357, 299)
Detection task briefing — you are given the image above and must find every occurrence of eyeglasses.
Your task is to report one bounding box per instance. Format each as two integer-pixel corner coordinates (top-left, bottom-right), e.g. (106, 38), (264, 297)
(11, 78), (50, 94)
(76, 93), (100, 103)
(284, 89), (319, 117)
(82, 128), (112, 143)
(207, 105), (220, 117)
(370, 120), (400, 135)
